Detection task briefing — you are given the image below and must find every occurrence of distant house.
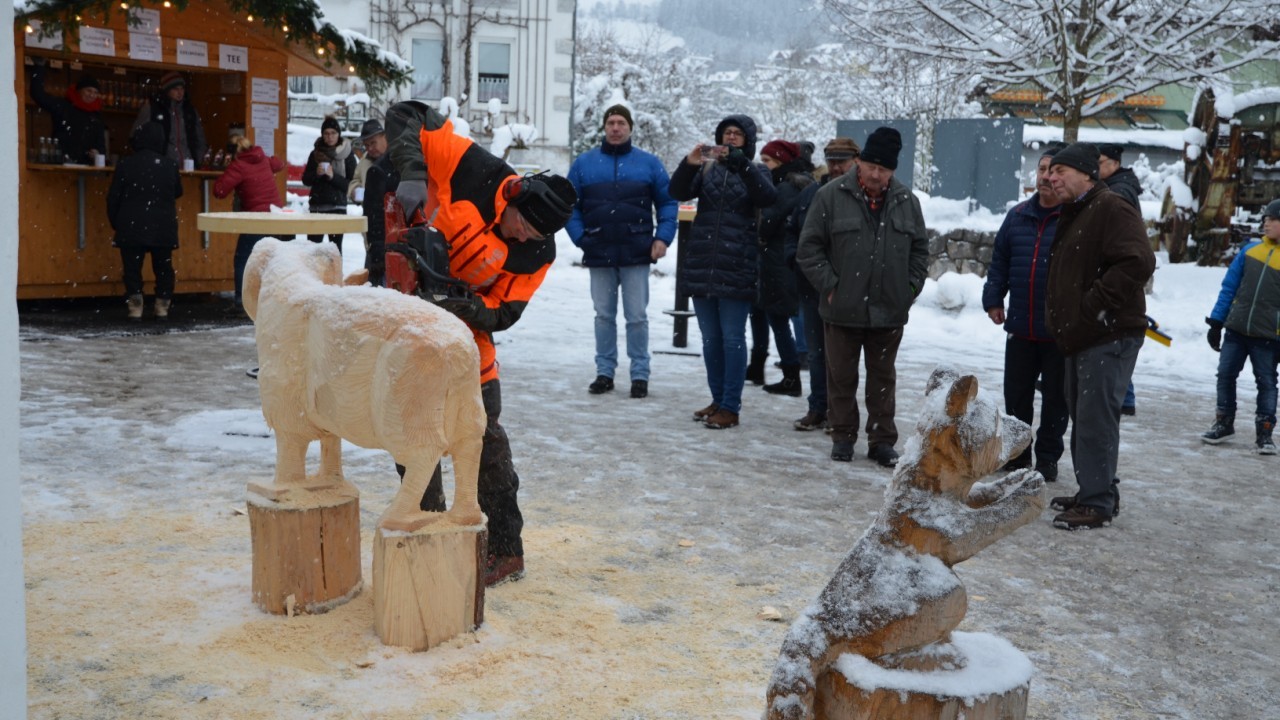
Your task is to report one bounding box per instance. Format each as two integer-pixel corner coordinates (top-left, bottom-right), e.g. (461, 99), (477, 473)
(295, 0), (577, 169)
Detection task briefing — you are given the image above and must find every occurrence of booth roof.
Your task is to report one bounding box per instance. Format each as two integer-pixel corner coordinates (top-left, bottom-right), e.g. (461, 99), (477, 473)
(15, 0), (411, 95)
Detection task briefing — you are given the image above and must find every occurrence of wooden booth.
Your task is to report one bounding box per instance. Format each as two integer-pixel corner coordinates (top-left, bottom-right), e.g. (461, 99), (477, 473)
(14, 2), (345, 300)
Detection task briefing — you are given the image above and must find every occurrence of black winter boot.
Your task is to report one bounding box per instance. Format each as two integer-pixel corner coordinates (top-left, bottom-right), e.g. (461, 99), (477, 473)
(1201, 414), (1235, 444)
(1257, 420), (1276, 455)
(763, 363), (803, 397)
(745, 348), (768, 385)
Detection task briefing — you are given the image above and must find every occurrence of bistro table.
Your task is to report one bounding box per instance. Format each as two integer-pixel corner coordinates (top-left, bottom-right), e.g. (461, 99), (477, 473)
(197, 211), (367, 237)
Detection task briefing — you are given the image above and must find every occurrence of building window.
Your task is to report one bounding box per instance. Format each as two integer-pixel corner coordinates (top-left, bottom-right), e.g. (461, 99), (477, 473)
(477, 41), (511, 104)
(288, 76), (314, 94)
(411, 38), (445, 100)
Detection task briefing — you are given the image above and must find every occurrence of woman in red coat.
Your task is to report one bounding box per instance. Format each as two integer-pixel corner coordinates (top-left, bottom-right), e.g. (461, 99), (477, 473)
(213, 135), (284, 313)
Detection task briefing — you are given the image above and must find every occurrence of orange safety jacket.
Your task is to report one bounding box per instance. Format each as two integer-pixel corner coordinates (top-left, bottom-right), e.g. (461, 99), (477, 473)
(387, 102), (555, 383)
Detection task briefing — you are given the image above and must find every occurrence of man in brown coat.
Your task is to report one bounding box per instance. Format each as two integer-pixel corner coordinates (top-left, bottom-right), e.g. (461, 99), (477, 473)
(1043, 142), (1155, 530)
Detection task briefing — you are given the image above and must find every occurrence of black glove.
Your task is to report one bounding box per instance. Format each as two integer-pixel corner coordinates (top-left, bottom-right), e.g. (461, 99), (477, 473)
(1206, 317), (1223, 352)
(722, 147), (749, 174)
(395, 180), (428, 223)
(435, 291), (485, 324)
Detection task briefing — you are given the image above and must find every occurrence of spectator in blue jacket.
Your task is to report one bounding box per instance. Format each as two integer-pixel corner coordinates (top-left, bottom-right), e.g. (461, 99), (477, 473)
(1201, 197), (1280, 454)
(982, 144), (1068, 481)
(566, 104), (679, 399)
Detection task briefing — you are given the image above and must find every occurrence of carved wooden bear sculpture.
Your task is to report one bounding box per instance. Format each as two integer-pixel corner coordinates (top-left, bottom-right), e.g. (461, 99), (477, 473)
(765, 367), (1045, 720)
(242, 239), (486, 532)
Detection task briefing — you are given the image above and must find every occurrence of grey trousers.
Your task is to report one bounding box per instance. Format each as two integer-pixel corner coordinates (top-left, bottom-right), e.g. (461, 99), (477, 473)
(1063, 335), (1142, 515)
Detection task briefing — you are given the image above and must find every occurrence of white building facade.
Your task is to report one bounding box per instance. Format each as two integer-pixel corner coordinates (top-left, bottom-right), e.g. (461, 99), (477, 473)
(307, 0), (577, 170)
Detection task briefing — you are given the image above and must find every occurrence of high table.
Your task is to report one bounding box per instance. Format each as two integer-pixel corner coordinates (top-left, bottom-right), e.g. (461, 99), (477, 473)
(197, 211), (367, 237)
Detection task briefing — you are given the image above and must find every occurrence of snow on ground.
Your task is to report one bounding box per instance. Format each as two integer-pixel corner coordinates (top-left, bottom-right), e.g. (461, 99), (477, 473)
(17, 203), (1277, 718)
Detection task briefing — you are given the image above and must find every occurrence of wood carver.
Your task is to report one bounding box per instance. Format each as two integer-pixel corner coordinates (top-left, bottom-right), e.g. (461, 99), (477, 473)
(242, 238), (485, 532)
(766, 367), (1045, 720)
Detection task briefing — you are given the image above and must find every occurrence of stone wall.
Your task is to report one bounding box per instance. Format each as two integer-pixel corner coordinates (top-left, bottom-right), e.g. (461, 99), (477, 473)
(927, 228), (997, 280)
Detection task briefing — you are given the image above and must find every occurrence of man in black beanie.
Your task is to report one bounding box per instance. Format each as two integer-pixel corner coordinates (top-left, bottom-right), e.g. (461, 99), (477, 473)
(1098, 143), (1141, 211)
(1042, 142), (1155, 529)
(982, 143), (1068, 483)
(797, 125), (928, 468)
(385, 99), (578, 586)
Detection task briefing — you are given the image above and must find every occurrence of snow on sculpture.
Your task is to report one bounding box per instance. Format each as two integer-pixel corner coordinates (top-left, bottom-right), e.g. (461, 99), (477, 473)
(242, 238), (486, 532)
(765, 366), (1045, 720)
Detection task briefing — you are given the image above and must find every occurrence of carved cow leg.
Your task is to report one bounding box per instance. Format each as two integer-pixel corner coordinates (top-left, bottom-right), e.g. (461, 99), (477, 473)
(273, 430), (311, 486)
(445, 429), (484, 526)
(314, 432), (345, 486)
(381, 457), (443, 532)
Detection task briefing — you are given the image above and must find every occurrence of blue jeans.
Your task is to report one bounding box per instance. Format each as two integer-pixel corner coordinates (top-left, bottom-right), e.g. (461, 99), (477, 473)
(590, 265), (651, 381)
(1216, 329), (1279, 424)
(792, 312), (807, 356)
(692, 297), (752, 414)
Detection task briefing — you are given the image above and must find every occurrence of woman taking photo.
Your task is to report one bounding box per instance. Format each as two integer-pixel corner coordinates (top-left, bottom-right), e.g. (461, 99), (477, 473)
(669, 115), (777, 429)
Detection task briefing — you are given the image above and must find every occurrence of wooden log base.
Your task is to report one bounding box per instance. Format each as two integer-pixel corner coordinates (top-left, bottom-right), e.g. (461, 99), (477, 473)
(815, 632), (1032, 720)
(247, 481), (362, 615)
(373, 523), (487, 652)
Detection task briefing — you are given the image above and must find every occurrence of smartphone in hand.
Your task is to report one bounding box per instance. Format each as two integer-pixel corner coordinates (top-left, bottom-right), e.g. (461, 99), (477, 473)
(700, 145), (728, 160)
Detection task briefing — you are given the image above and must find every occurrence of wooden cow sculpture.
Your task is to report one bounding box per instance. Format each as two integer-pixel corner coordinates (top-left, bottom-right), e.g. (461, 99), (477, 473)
(242, 238), (485, 532)
(765, 367), (1045, 720)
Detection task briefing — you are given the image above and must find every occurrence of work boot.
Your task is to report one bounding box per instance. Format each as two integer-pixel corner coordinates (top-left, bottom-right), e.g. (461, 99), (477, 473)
(1051, 480), (1121, 516)
(485, 554), (525, 587)
(1034, 461), (1058, 483)
(1052, 504), (1112, 531)
(1257, 420), (1277, 455)
(630, 380), (648, 399)
(745, 348), (768, 385)
(703, 408), (739, 429)
(154, 298), (171, 319)
(126, 294), (144, 320)
(867, 444), (900, 468)
(1201, 414), (1235, 444)
(692, 402), (719, 422)
(588, 375), (614, 395)
(831, 439), (854, 462)
(763, 364), (803, 397)
(793, 410), (828, 431)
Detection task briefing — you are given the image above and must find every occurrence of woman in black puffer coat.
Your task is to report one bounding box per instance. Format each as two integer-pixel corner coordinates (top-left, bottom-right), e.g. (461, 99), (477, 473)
(107, 121), (183, 318)
(755, 139), (815, 397)
(301, 115), (357, 251)
(669, 114), (777, 429)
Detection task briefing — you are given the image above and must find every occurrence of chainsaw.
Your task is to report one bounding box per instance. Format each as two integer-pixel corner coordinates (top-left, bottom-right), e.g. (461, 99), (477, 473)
(382, 194), (471, 303)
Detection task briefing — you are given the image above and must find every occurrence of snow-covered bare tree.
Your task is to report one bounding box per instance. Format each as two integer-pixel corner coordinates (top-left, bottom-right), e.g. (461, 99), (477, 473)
(825, 0), (1280, 142)
(745, 42), (978, 189)
(573, 23), (714, 167)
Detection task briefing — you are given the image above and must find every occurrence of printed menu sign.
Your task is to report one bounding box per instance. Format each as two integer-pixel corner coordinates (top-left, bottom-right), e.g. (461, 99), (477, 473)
(129, 32), (162, 62)
(220, 44), (248, 71)
(176, 38), (209, 67)
(24, 21), (65, 50)
(78, 26), (116, 57)
(251, 77), (280, 103)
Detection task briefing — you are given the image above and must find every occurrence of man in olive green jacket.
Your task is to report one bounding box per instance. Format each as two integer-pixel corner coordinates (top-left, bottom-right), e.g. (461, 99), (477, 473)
(797, 127), (929, 467)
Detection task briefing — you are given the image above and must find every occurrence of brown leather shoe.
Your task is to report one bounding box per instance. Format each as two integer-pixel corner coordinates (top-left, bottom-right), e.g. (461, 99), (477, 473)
(703, 409), (739, 429)
(692, 403), (719, 422)
(1052, 504), (1112, 530)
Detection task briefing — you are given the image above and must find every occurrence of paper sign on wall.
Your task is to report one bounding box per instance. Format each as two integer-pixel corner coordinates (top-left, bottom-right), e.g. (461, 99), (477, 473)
(24, 21), (65, 50)
(251, 103), (279, 131)
(128, 8), (161, 34)
(176, 38), (209, 67)
(256, 131), (275, 160)
(78, 27), (116, 57)
(220, 44), (248, 71)
(129, 33), (163, 62)
(251, 77), (280, 104)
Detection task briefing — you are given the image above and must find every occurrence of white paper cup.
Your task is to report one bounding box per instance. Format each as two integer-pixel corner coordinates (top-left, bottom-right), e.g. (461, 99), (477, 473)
(355, 187), (365, 202)
(320, 162), (331, 174)
(182, 159), (195, 171)
(94, 154), (106, 168)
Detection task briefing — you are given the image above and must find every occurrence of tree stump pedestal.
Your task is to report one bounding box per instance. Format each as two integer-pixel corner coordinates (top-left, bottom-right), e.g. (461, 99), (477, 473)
(373, 522), (487, 651)
(246, 481), (363, 615)
(815, 632), (1032, 720)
